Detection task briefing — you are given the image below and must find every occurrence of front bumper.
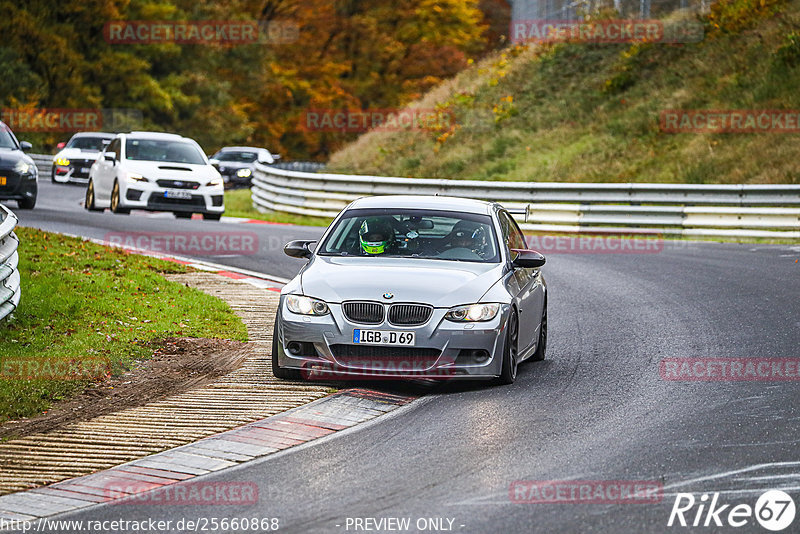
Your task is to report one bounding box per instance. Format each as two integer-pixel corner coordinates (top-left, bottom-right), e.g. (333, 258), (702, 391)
(120, 180), (225, 214)
(53, 160), (95, 183)
(0, 170), (37, 201)
(275, 296), (510, 380)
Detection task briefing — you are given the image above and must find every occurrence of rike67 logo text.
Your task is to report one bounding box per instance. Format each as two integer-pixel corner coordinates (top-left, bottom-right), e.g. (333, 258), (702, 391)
(668, 490), (795, 531)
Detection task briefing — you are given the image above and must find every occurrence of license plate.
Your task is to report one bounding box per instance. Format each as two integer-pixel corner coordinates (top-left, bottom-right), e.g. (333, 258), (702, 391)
(164, 189), (193, 200)
(80, 167), (90, 173)
(353, 330), (415, 346)
(0, 176), (5, 186)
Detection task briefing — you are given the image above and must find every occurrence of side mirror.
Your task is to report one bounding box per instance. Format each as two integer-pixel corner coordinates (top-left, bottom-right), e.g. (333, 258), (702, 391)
(272, 154), (282, 161)
(284, 240), (315, 259)
(56, 142), (66, 150)
(19, 141), (32, 151)
(511, 249), (546, 269)
(104, 152), (116, 163)
(209, 158), (219, 166)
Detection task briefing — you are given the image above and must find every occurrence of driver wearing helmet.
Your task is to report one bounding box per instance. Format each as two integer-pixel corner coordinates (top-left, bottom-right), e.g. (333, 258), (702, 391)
(359, 218), (396, 255)
(446, 221), (488, 253)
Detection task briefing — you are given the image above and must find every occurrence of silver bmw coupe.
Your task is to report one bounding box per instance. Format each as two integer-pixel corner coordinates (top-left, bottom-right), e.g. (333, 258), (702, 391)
(272, 195), (547, 384)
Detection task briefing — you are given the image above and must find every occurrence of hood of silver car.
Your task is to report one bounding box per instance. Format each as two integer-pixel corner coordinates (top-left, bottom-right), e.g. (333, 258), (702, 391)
(300, 256), (504, 307)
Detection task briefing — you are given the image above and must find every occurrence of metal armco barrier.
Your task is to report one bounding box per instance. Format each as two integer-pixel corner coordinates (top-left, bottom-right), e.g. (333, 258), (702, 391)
(251, 165), (800, 239)
(0, 205), (21, 322)
(30, 154), (51, 175)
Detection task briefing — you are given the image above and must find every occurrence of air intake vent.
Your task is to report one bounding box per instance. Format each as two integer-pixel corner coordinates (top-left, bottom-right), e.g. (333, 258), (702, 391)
(388, 304), (433, 326)
(342, 301), (384, 325)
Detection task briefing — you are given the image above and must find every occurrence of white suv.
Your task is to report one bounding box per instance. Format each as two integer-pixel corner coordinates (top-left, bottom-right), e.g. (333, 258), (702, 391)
(85, 131), (224, 220)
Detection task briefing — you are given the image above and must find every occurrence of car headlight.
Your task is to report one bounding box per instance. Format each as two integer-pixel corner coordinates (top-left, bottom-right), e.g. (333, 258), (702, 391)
(208, 177), (223, 187)
(236, 168), (252, 178)
(445, 303), (500, 322)
(286, 295), (330, 316)
(127, 172), (148, 183)
(14, 160), (31, 174)
(55, 158), (70, 167)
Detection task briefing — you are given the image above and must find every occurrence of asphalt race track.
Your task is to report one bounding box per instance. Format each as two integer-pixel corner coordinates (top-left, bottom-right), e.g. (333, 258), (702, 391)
(4, 181), (800, 533)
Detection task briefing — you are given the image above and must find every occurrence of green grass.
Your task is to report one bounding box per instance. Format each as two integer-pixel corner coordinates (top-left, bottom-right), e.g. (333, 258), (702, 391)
(224, 189), (332, 227)
(328, 2), (800, 184)
(0, 228), (248, 423)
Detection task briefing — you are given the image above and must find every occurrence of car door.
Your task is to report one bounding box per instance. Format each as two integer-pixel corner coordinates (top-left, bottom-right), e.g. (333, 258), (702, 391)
(94, 138), (120, 203)
(499, 210), (544, 356)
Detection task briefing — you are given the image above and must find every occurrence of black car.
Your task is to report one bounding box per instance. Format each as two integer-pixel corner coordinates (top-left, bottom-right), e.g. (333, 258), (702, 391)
(209, 146), (277, 188)
(0, 121), (37, 210)
(52, 132), (114, 184)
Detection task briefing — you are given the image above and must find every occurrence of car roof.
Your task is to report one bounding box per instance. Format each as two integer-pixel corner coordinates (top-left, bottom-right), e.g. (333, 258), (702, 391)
(70, 132), (115, 138)
(348, 195), (495, 215)
(123, 131), (187, 141)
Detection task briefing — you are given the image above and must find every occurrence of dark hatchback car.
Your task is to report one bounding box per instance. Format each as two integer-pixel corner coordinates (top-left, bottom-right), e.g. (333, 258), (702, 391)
(209, 146), (277, 188)
(0, 121), (37, 210)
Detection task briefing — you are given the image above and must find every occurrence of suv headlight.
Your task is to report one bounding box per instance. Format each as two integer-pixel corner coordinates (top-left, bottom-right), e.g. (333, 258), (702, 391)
(127, 172), (148, 183)
(236, 168), (252, 178)
(445, 303), (500, 322)
(14, 160), (31, 174)
(286, 295), (330, 316)
(208, 177), (223, 187)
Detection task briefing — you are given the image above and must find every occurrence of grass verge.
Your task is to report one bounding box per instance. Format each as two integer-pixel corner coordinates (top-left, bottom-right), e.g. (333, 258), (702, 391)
(0, 228), (248, 424)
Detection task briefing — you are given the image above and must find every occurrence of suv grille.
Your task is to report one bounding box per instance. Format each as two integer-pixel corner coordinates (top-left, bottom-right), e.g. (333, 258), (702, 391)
(388, 304), (433, 326)
(157, 179), (200, 190)
(342, 302), (384, 325)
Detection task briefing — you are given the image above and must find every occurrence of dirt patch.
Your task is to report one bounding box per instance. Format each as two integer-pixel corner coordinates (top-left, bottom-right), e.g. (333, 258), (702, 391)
(0, 337), (251, 440)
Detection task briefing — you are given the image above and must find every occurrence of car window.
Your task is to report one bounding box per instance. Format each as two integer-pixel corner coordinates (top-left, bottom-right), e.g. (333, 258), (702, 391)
(126, 139), (206, 165)
(499, 211), (527, 251)
(66, 136), (111, 151)
(318, 208), (500, 263)
(215, 151), (258, 162)
(106, 138), (121, 160)
(0, 125), (18, 149)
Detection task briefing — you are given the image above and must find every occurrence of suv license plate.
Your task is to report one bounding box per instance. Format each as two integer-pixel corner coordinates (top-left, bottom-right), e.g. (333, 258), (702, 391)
(165, 189), (193, 200)
(353, 330), (415, 346)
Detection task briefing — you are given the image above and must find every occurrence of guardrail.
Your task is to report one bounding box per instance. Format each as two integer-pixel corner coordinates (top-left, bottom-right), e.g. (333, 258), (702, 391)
(0, 205), (21, 322)
(30, 154), (51, 175)
(251, 165), (800, 239)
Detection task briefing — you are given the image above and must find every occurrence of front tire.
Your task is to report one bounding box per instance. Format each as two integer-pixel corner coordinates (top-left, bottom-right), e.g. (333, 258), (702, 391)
(174, 212), (192, 219)
(110, 181), (130, 215)
(16, 197), (36, 210)
(271, 317), (301, 380)
(85, 180), (104, 212)
(203, 213), (222, 221)
(497, 309), (519, 385)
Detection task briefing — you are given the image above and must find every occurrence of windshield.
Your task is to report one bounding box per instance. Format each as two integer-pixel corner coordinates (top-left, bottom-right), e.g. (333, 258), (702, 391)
(318, 208), (500, 263)
(125, 139), (206, 165)
(215, 151), (258, 163)
(66, 136), (111, 151)
(0, 126), (17, 149)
